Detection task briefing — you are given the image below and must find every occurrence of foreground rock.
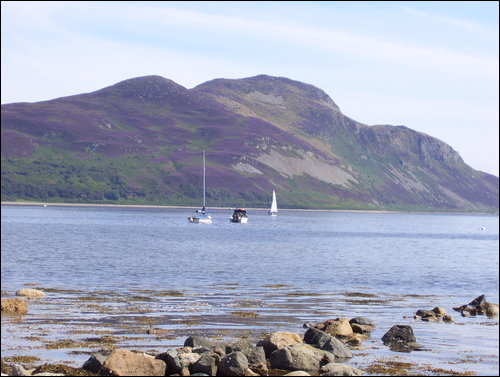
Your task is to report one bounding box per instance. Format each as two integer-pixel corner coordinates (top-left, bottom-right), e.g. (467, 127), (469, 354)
(217, 351), (248, 376)
(257, 331), (303, 357)
(82, 353), (108, 374)
(270, 343), (335, 371)
(101, 349), (166, 376)
(303, 327), (352, 359)
(226, 339), (267, 375)
(381, 325), (422, 352)
(1, 298), (28, 314)
(308, 316), (375, 351)
(3, 330), (365, 376)
(316, 318), (353, 339)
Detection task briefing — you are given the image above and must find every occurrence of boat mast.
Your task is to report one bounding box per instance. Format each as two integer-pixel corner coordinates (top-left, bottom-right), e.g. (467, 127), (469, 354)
(202, 151), (206, 208)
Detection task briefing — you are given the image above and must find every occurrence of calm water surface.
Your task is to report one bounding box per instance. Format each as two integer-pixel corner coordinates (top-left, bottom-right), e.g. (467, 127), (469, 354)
(1, 205), (499, 375)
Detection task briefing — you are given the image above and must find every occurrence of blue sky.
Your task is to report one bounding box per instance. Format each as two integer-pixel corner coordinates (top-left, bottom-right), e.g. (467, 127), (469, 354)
(2, 1), (498, 176)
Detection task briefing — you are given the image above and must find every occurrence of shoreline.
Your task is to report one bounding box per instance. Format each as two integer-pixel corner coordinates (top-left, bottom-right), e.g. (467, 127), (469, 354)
(0, 200), (397, 213)
(1, 287), (498, 376)
(1, 201), (495, 215)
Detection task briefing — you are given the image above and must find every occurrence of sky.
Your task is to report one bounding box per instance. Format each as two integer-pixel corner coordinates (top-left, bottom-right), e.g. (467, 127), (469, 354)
(1, 1), (499, 176)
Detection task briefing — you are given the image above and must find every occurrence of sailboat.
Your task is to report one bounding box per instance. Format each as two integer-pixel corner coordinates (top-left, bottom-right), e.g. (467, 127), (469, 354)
(188, 151), (212, 224)
(268, 190), (278, 216)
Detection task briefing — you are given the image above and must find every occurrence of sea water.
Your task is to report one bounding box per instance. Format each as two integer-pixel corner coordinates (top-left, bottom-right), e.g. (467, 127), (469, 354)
(1, 205), (499, 375)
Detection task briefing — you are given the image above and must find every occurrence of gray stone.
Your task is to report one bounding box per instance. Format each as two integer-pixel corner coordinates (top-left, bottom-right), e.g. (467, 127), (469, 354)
(226, 339), (254, 354)
(191, 351), (220, 376)
(246, 346), (266, 366)
(269, 344), (335, 371)
(179, 352), (201, 368)
(303, 327), (352, 359)
(321, 362), (365, 376)
(349, 317), (374, 327)
(155, 349), (182, 375)
(350, 323), (375, 334)
(216, 351), (248, 376)
(381, 325), (416, 346)
(82, 353), (107, 374)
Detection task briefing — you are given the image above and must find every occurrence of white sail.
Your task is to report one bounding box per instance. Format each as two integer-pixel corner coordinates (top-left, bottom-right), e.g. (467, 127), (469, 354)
(270, 190), (278, 215)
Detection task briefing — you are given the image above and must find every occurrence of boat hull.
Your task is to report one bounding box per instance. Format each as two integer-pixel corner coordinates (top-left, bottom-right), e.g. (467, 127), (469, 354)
(188, 216), (212, 224)
(230, 217), (248, 223)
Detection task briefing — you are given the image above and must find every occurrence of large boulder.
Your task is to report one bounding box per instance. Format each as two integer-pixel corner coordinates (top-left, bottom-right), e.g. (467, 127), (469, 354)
(321, 318), (353, 339)
(303, 327), (352, 359)
(191, 351), (220, 376)
(1, 298), (28, 314)
(101, 349), (166, 376)
(382, 325), (416, 345)
(381, 325), (421, 352)
(245, 346), (266, 366)
(257, 331), (303, 357)
(269, 344), (335, 372)
(216, 351), (248, 376)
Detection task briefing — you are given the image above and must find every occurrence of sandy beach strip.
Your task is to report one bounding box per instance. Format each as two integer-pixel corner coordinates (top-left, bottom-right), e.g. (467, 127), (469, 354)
(1, 201), (400, 214)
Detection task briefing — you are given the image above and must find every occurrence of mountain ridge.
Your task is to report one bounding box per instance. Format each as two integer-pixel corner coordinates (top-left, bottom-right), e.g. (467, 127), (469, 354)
(1, 74), (498, 212)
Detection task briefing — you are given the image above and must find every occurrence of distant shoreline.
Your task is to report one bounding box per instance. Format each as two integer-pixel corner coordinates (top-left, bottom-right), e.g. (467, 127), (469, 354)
(1, 201), (495, 215)
(1, 200), (392, 213)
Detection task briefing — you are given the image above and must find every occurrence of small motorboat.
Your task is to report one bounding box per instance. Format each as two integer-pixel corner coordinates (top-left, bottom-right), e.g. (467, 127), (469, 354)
(230, 208), (248, 223)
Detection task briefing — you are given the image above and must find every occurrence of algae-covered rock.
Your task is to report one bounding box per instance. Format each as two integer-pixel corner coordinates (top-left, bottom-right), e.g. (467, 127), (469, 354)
(1, 298), (28, 314)
(16, 288), (46, 298)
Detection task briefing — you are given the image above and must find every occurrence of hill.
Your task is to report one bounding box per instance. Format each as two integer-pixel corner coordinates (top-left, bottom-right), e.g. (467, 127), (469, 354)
(1, 75), (498, 212)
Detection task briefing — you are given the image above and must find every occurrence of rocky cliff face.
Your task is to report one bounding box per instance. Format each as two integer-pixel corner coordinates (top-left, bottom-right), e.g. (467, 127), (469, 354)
(1, 75), (498, 212)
